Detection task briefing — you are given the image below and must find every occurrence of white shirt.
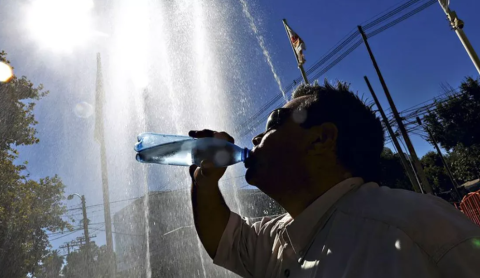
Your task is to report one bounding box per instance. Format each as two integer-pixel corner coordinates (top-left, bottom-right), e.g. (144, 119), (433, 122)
(213, 178), (480, 277)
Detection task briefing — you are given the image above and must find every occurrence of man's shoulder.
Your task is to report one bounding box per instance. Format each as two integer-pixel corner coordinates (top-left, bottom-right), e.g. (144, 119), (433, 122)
(336, 184), (480, 261)
(247, 213), (290, 236)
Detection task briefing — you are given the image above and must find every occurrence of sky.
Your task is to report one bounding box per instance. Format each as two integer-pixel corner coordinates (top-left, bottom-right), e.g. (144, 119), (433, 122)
(1, 0), (479, 255)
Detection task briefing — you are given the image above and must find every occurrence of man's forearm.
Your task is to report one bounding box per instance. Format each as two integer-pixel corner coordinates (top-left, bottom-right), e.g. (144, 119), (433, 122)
(191, 182), (231, 259)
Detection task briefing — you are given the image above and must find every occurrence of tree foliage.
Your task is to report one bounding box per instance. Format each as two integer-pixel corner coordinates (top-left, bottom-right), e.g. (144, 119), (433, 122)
(0, 50), (48, 152)
(63, 243), (114, 278)
(448, 144), (480, 183)
(420, 151), (453, 193)
(424, 77), (480, 150)
(0, 51), (70, 278)
(423, 77), (480, 184)
(36, 250), (63, 278)
(0, 150), (70, 278)
(378, 148), (412, 191)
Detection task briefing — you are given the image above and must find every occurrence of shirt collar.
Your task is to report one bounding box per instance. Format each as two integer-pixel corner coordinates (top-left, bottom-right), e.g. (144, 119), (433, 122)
(283, 177), (365, 257)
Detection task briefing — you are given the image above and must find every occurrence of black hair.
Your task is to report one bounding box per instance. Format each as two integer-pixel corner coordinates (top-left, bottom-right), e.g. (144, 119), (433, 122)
(292, 79), (385, 182)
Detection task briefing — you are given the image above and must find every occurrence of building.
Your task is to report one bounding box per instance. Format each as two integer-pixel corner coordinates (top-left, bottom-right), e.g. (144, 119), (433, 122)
(113, 189), (283, 277)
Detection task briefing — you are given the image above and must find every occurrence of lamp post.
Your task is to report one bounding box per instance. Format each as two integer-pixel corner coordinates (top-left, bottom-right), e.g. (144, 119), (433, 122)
(438, 0), (480, 75)
(68, 193), (91, 277)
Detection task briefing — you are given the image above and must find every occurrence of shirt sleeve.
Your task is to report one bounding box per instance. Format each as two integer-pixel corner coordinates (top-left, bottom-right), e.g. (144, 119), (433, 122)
(212, 211), (276, 277)
(437, 237), (480, 278)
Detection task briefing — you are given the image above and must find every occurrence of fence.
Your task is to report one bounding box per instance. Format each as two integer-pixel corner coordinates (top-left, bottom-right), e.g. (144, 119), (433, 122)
(457, 191), (480, 227)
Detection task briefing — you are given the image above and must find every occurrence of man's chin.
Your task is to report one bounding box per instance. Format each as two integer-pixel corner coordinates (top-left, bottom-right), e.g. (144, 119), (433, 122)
(245, 168), (258, 185)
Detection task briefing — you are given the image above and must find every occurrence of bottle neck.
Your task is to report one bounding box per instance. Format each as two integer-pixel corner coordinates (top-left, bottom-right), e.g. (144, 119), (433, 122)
(243, 148), (250, 162)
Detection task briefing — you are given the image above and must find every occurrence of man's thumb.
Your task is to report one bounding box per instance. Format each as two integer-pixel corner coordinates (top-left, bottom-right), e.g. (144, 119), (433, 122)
(200, 160), (215, 176)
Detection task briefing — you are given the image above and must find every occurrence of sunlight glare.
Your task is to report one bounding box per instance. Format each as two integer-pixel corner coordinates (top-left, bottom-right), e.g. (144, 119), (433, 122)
(0, 62), (13, 82)
(114, 1), (150, 89)
(395, 239), (401, 250)
(26, 0), (94, 52)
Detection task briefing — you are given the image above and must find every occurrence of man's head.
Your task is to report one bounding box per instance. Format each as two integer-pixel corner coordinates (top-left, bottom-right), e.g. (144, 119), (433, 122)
(245, 80), (384, 197)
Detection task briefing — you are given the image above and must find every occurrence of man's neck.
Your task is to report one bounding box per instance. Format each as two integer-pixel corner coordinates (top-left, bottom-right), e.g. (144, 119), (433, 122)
(276, 171), (352, 218)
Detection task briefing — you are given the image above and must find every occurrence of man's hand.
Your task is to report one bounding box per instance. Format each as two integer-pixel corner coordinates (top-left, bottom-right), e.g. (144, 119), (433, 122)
(188, 129), (235, 185)
(189, 129), (234, 259)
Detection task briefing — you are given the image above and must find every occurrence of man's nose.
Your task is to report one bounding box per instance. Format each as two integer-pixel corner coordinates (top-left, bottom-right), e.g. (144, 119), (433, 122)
(252, 133), (264, 146)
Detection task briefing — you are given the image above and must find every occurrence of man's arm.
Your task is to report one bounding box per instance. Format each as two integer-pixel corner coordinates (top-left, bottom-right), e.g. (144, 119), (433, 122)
(189, 130), (270, 277)
(190, 175), (230, 259)
(188, 130), (234, 259)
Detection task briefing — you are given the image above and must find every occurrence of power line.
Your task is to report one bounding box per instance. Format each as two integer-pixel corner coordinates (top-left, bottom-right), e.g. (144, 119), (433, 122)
(237, 0), (437, 138)
(305, 31), (360, 76)
(367, 0), (437, 39)
(363, 0), (424, 30)
(50, 229), (83, 241)
(97, 229), (145, 237)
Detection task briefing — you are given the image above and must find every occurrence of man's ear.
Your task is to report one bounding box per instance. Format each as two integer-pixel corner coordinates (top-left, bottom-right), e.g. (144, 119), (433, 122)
(307, 122), (338, 154)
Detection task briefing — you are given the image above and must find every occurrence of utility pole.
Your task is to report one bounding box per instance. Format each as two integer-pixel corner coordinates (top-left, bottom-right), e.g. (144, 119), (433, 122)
(437, 0), (480, 75)
(283, 19), (309, 84)
(416, 116), (461, 201)
(364, 76), (421, 192)
(60, 242), (71, 255)
(68, 194), (92, 278)
(80, 195), (91, 256)
(95, 53), (116, 278)
(358, 25), (433, 194)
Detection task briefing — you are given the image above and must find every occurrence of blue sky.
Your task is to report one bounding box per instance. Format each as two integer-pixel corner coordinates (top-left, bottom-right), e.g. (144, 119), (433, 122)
(1, 0), (479, 253)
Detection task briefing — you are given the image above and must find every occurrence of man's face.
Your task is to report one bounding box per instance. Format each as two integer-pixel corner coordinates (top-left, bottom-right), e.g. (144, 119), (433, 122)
(245, 96), (312, 194)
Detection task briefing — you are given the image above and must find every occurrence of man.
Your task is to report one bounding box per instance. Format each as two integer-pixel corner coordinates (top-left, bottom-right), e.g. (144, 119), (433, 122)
(189, 81), (480, 278)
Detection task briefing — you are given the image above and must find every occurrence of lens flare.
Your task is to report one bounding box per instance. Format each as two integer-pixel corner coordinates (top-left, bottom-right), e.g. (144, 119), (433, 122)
(74, 101), (94, 118)
(26, 0), (94, 52)
(472, 238), (480, 248)
(0, 62), (13, 82)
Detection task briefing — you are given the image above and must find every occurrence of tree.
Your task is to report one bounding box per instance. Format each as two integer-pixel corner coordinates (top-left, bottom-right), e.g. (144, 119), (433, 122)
(0, 50), (47, 152)
(0, 51), (71, 278)
(63, 243), (113, 278)
(448, 144), (480, 183)
(424, 77), (480, 150)
(420, 151), (453, 193)
(36, 250), (64, 278)
(378, 148), (413, 191)
(423, 77), (480, 185)
(0, 152), (70, 278)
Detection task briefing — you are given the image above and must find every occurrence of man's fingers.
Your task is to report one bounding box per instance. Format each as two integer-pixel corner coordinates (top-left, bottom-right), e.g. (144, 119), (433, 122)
(189, 130), (235, 143)
(189, 165), (197, 179)
(190, 160), (216, 179)
(189, 129), (214, 138)
(215, 132), (235, 143)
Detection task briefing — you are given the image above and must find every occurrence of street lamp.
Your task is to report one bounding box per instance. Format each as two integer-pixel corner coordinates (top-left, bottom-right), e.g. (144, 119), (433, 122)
(437, 0), (480, 74)
(67, 193), (92, 277)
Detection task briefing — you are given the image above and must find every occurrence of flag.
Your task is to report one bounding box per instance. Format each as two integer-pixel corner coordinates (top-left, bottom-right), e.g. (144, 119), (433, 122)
(94, 53), (105, 143)
(438, 0), (450, 10)
(284, 22), (306, 65)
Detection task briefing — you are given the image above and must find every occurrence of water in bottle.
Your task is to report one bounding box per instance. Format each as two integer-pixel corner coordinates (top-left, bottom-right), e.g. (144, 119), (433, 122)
(134, 133), (250, 167)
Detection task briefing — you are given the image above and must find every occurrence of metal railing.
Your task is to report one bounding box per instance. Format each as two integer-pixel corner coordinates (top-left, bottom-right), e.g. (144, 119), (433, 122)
(458, 191), (480, 227)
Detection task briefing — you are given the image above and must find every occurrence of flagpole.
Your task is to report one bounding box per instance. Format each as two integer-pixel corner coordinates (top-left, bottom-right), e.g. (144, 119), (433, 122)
(437, 1), (480, 75)
(282, 19), (309, 85)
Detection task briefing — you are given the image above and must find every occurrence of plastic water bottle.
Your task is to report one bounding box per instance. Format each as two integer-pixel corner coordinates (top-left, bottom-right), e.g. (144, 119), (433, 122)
(134, 133), (250, 167)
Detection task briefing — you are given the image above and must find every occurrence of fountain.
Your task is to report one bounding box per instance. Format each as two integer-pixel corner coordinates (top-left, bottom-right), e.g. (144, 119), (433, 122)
(106, 0), (290, 276)
(14, 0), (286, 276)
